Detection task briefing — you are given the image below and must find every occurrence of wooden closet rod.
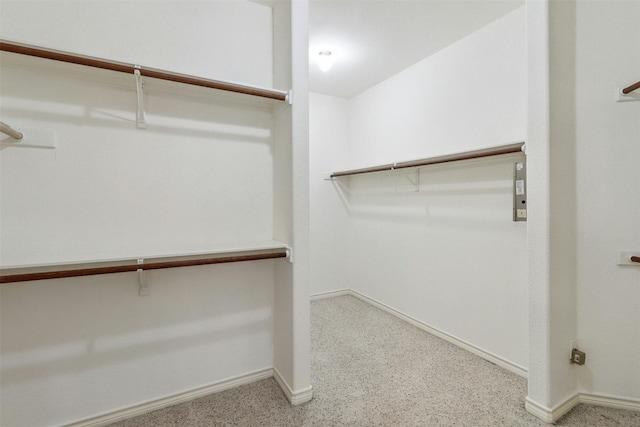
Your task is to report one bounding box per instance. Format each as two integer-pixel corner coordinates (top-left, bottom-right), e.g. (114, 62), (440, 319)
(0, 40), (288, 102)
(0, 250), (288, 284)
(622, 80), (640, 94)
(330, 142), (525, 178)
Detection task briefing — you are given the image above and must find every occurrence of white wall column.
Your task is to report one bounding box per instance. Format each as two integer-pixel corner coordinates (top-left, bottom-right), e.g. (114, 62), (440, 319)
(272, 0), (313, 404)
(525, 0), (579, 421)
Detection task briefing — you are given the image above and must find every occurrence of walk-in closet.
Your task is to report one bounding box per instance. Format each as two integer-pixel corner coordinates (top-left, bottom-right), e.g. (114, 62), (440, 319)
(1, 1), (638, 426)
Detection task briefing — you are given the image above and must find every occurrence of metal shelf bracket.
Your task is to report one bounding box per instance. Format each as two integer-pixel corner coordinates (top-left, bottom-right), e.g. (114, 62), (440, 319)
(134, 67), (147, 129)
(405, 168), (420, 192)
(137, 258), (149, 296)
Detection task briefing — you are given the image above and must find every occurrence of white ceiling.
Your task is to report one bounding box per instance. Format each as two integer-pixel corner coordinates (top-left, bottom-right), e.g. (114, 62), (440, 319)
(309, 0), (524, 99)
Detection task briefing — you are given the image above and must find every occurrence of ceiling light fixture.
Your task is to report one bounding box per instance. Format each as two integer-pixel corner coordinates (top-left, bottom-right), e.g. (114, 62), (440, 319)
(318, 50), (333, 72)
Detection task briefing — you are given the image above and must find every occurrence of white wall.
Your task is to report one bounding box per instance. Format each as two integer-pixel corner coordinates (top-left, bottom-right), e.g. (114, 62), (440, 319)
(0, 1), (286, 425)
(346, 155), (527, 370)
(526, 1), (639, 417)
(347, 7), (527, 369)
(574, 0), (639, 400)
(0, 0), (273, 88)
(309, 93), (350, 295)
(310, 7), (528, 370)
(272, 0), (313, 399)
(525, 0), (559, 412)
(1, 263), (275, 426)
(0, 56), (276, 266)
(310, 0), (639, 416)
(528, 0), (584, 412)
(348, 7), (526, 167)
(0, 0), (275, 265)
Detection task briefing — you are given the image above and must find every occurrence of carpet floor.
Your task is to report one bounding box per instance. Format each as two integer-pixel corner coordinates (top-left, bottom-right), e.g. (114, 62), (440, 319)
(108, 295), (640, 426)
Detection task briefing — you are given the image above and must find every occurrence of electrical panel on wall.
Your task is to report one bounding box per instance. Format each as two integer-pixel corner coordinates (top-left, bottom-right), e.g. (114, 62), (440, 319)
(513, 162), (527, 221)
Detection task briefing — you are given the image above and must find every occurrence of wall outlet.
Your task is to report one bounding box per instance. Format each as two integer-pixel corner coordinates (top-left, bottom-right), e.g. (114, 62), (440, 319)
(570, 348), (586, 365)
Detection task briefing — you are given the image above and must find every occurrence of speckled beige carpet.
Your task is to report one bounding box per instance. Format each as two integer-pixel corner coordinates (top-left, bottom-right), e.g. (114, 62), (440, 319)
(109, 295), (639, 426)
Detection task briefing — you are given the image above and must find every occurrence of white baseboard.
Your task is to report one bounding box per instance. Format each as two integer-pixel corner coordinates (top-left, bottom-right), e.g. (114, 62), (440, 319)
(273, 367), (314, 405)
(579, 392), (640, 412)
(315, 290), (640, 420)
(526, 392), (640, 423)
(310, 288), (351, 301)
(64, 291), (640, 426)
(346, 289), (528, 378)
(65, 368), (274, 427)
(524, 397), (551, 423)
(525, 394), (580, 423)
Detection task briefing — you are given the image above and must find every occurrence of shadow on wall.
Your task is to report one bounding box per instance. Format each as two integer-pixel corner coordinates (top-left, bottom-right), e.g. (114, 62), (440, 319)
(0, 52), (278, 266)
(340, 153), (525, 228)
(0, 260), (277, 387)
(0, 54), (275, 146)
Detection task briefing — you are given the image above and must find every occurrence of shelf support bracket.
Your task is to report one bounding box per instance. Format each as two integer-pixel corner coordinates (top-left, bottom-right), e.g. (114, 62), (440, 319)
(137, 258), (149, 296)
(405, 168), (420, 192)
(134, 67), (147, 129)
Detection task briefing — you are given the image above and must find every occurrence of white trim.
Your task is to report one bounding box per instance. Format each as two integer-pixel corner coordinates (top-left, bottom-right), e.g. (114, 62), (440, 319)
(579, 392), (640, 412)
(556, 394), (581, 419)
(348, 289), (528, 378)
(524, 397), (554, 423)
(310, 288), (351, 301)
(525, 392), (640, 423)
(64, 368), (274, 427)
(273, 367), (313, 405)
(60, 291), (640, 427)
(525, 394), (580, 423)
(320, 289), (640, 422)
